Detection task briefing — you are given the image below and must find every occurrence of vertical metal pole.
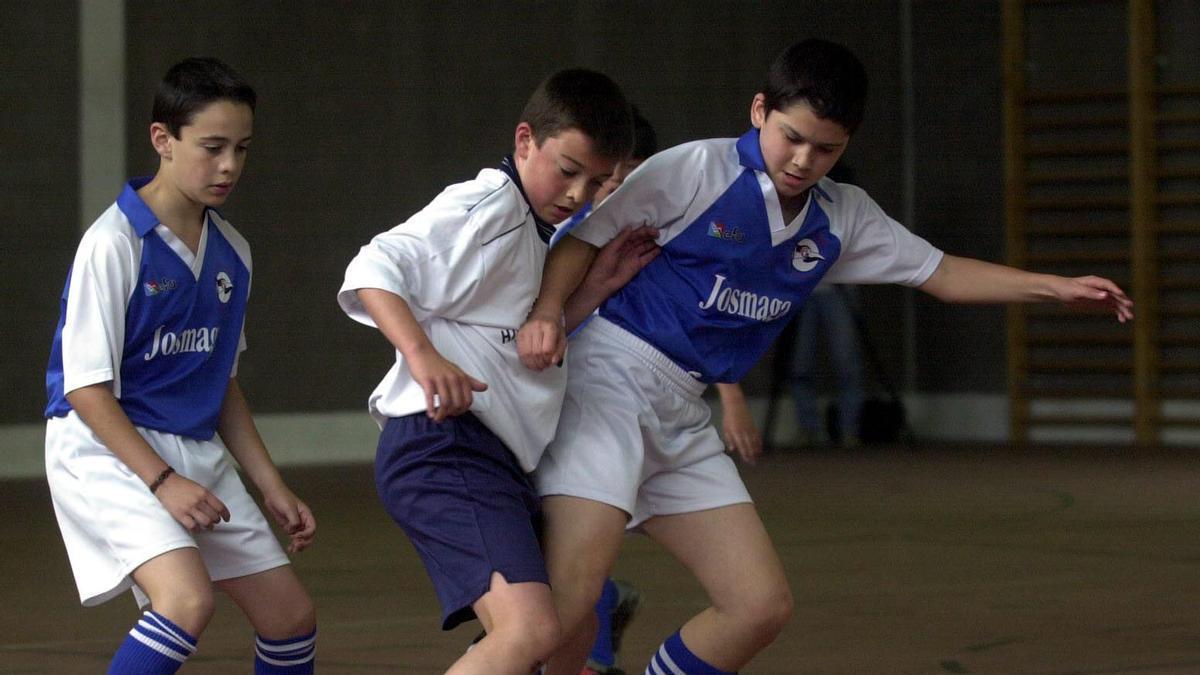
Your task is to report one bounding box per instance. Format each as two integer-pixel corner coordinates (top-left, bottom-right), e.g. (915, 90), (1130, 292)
(1128, 0), (1158, 445)
(79, 0), (125, 231)
(899, 0), (918, 403)
(1001, 0), (1029, 444)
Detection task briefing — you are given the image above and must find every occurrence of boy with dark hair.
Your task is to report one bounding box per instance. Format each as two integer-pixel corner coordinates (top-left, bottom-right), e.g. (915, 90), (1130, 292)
(338, 68), (637, 674)
(519, 38), (1132, 673)
(45, 57), (317, 674)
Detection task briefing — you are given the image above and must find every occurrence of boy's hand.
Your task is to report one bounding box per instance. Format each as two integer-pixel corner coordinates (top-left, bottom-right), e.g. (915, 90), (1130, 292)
(154, 473), (231, 532)
(262, 485), (316, 554)
(1054, 275), (1134, 323)
(583, 225), (660, 296)
(517, 311), (566, 371)
(719, 388), (764, 465)
(408, 347), (488, 422)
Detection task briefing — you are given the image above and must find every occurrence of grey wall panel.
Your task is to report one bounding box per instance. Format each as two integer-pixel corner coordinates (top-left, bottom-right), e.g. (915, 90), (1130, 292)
(1, 2), (79, 423)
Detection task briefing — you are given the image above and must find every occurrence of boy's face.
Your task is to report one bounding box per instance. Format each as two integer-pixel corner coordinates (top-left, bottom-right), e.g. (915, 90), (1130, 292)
(751, 94), (849, 208)
(593, 157), (644, 205)
(152, 99), (253, 208)
(514, 123), (617, 223)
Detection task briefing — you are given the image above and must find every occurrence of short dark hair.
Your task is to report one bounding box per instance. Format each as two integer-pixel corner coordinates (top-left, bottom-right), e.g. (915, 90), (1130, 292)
(152, 57), (256, 138)
(762, 39), (868, 134)
(631, 105), (657, 161)
(520, 68), (633, 161)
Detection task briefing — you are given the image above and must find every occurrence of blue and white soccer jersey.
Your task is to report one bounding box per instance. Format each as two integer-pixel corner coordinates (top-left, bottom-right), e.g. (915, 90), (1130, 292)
(44, 178), (289, 606)
(338, 165), (568, 473)
(536, 129), (944, 524)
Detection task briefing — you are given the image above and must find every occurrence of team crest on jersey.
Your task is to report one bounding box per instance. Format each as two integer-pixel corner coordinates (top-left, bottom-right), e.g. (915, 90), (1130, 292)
(143, 278), (178, 296)
(215, 272), (234, 303)
(792, 238), (826, 272)
(707, 221), (745, 243)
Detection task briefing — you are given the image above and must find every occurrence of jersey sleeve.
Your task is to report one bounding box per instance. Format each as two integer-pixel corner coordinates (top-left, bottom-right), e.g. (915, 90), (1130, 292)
(211, 214), (251, 378)
(60, 224), (139, 397)
(569, 141), (711, 248)
(337, 181), (504, 327)
(823, 184), (944, 287)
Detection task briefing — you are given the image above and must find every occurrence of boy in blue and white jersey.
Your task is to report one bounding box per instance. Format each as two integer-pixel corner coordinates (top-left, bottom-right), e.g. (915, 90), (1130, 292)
(338, 69), (642, 674)
(45, 58), (317, 674)
(520, 39), (1133, 674)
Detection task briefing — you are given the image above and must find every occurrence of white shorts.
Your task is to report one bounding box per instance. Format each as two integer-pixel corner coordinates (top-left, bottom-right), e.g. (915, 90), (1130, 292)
(535, 317), (751, 528)
(46, 411), (291, 607)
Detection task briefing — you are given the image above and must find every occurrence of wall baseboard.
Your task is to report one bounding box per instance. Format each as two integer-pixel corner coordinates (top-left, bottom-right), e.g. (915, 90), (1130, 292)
(5, 394), (1194, 480)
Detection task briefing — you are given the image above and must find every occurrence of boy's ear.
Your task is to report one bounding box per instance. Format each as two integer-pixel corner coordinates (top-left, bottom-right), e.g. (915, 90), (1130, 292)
(150, 122), (173, 160)
(514, 122), (534, 161)
(750, 93), (768, 129)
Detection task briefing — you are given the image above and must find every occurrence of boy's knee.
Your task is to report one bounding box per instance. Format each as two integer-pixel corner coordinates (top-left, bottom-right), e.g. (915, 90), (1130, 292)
(261, 592), (317, 640)
(155, 586), (216, 632)
(287, 594), (317, 635)
(491, 613), (561, 663)
(749, 585), (794, 638)
(733, 582), (793, 640)
(524, 612), (562, 660)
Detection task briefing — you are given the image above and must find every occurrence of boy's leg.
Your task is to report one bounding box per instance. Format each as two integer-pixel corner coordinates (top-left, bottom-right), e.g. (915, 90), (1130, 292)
(789, 297), (824, 444)
(449, 571), (559, 674)
(217, 565), (316, 674)
(824, 290), (864, 446)
(378, 412), (557, 673)
(587, 578), (643, 674)
(586, 578), (619, 671)
(541, 495), (630, 675)
(109, 548), (213, 673)
(639, 503), (793, 672)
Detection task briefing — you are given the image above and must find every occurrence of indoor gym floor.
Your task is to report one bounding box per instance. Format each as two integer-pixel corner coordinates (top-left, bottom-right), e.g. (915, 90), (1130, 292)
(2, 445), (1198, 674)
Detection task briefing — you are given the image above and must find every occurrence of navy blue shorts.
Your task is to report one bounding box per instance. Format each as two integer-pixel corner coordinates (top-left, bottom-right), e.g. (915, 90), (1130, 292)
(375, 412), (548, 630)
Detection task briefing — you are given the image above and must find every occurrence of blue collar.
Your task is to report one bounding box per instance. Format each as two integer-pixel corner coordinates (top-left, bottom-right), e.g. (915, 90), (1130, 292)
(499, 155), (554, 244)
(736, 128), (833, 203)
(116, 177), (161, 237)
(736, 128), (767, 172)
(114, 177), (219, 237)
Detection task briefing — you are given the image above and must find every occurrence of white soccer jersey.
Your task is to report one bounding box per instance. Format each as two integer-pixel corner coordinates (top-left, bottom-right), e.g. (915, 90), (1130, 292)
(570, 128), (944, 383)
(338, 163), (568, 472)
(45, 178), (250, 439)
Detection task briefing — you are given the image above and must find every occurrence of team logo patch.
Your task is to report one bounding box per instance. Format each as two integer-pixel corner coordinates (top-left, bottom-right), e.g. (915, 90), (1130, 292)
(792, 238), (826, 272)
(143, 278), (178, 296)
(707, 221), (745, 243)
(215, 272), (234, 303)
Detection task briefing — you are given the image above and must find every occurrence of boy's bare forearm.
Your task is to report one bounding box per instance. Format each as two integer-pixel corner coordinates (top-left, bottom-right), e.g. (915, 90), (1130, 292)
(919, 254), (1133, 322)
(919, 255), (1054, 303)
(65, 384), (171, 486)
(530, 235), (598, 321)
(356, 287), (436, 359)
(216, 378), (286, 493)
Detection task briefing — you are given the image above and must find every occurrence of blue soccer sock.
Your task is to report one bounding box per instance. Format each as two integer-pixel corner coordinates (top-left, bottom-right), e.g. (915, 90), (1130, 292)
(588, 578), (619, 668)
(108, 610), (197, 674)
(254, 628), (316, 674)
(645, 630), (736, 675)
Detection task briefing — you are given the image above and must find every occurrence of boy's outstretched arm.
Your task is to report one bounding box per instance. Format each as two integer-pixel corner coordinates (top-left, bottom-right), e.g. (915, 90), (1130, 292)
(356, 288), (488, 422)
(217, 379), (315, 553)
(564, 225), (660, 332)
(519, 235), (599, 370)
(65, 384), (232, 532)
(918, 254), (1133, 323)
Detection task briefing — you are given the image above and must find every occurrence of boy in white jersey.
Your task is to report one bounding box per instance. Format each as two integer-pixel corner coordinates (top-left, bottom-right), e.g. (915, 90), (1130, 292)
(338, 69), (640, 674)
(44, 58), (316, 674)
(519, 39), (1133, 674)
